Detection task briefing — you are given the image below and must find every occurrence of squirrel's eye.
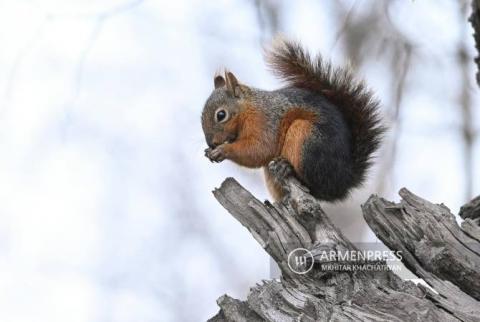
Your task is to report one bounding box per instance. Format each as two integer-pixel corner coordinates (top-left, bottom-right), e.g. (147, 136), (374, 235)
(215, 109), (228, 123)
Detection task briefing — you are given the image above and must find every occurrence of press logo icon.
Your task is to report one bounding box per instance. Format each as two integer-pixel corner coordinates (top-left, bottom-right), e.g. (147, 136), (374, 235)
(287, 248), (314, 274)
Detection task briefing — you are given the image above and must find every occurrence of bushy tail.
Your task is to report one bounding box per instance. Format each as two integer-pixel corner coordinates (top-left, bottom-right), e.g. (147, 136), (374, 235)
(265, 38), (385, 187)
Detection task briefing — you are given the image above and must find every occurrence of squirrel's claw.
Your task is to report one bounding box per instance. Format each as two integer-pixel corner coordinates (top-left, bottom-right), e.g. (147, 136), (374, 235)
(204, 147), (213, 161)
(205, 146), (226, 163)
(268, 157), (295, 200)
(268, 157), (294, 182)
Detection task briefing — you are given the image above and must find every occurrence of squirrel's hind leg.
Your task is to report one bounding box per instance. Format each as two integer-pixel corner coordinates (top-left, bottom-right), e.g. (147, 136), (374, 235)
(263, 166), (284, 201)
(264, 157), (295, 201)
(264, 119), (314, 201)
(279, 119), (313, 174)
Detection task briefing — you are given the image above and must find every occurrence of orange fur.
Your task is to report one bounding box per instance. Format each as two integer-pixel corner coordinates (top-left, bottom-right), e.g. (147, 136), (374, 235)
(264, 108), (316, 200)
(223, 113), (240, 134)
(223, 104), (276, 168)
(265, 119), (314, 201)
(275, 108), (316, 156)
(223, 105), (316, 199)
(281, 119), (313, 173)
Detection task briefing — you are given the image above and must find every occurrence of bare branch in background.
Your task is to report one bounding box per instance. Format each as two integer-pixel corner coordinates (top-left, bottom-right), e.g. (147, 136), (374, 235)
(376, 42), (412, 195)
(4, 18), (48, 102)
(330, 0), (359, 53)
(252, 0), (280, 44)
(460, 0), (475, 200)
(471, 0), (480, 86)
(65, 0), (146, 111)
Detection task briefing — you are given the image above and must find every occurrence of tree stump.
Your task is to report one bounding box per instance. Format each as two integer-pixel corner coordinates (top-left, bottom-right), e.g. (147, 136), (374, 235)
(208, 176), (480, 322)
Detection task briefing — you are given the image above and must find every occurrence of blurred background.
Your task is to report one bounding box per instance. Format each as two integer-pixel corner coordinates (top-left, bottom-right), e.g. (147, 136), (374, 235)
(0, 0), (479, 321)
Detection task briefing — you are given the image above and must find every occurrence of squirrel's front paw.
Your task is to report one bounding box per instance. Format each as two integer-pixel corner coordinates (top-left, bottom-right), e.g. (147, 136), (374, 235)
(268, 157), (294, 182)
(204, 145), (226, 163)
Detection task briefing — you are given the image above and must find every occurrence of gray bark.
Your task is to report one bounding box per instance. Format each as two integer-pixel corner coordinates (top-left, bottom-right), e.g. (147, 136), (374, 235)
(208, 176), (480, 322)
(460, 195), (480, 221)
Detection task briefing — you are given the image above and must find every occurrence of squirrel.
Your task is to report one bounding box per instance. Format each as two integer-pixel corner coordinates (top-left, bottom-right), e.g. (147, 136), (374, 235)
(201, 38), (385, 201)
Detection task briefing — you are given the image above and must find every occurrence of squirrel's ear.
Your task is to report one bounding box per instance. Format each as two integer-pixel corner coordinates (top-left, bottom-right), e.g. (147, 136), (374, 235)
(225, 71), (242, 97)
(214, 75), (225, 89)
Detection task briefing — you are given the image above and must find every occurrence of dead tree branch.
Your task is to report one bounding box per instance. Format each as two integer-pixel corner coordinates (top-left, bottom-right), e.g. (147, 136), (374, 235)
(208, 176), (480, 322)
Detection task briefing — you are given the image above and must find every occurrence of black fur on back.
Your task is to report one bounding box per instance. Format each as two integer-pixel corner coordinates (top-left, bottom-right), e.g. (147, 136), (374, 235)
(265, 38), (385, 189)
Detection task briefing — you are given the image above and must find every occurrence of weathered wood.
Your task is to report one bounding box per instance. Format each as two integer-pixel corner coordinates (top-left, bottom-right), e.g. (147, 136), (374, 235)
(460, 195), (480, 221)
(459, 190), (480, 241)
(363, 189), (480, 301)
(208, 295), (264, 322)
(208, 174), (480, 322)
(362, 189), (480, 320)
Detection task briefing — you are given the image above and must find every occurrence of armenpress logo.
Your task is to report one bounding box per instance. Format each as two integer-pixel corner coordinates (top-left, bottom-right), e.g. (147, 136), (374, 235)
(287, 248), (314, 274)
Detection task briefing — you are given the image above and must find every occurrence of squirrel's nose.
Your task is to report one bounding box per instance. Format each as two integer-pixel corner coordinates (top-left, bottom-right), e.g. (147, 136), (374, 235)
(205, 134), (216, 149)
(207, 138), (217, 149)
